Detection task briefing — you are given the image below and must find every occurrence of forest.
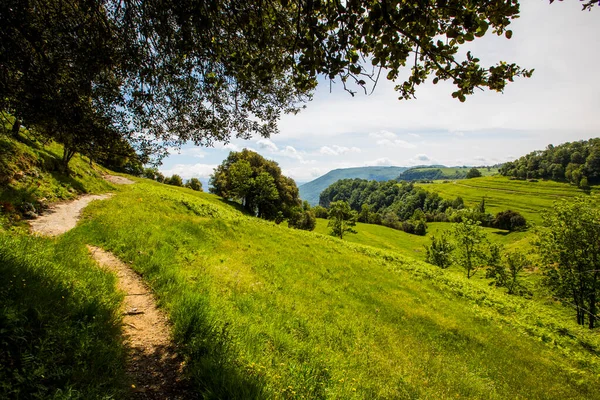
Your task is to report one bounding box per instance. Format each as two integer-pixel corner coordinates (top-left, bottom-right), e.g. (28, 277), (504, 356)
(500, 138), (600, 187)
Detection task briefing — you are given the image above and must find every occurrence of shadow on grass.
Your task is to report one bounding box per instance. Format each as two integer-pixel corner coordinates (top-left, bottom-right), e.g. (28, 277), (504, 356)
(0, 234), (126, 399)
(491, 230), (511, 236)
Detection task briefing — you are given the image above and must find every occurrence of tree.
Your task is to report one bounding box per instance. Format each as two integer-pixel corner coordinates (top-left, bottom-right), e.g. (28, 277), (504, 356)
(185, 178), (203, 192)
(466, 168), (482, 179)
(3, 0), (563, 168)
(492, 210), (527, 231)
(328, 201), (358, 239)
(537, 197), (600, 328)
(209, 150), (300, 220)
(452, 219), (490, 278)
(425, 233), (454, 269)
(486, 251), (529, 295)
(166, 174), (183, 187)
(288, 205), (316, 231)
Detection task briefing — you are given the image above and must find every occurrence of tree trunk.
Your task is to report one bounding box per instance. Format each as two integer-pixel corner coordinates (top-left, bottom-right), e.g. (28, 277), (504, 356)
(62, 146), (76, 173)
(11, 119), (20, 136)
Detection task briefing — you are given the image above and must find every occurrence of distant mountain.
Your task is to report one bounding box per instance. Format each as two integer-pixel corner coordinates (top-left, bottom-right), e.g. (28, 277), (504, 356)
(299, 166), (408, 205)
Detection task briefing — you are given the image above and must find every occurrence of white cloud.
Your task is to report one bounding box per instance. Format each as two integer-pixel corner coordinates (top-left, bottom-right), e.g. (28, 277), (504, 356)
(256, 138), (279, 152)
(366, 157), (397, 166)
(319, 145), (361, 156)
(160, 163), (217, 180)
(415, 154), (430, 161)
(369, 130), (397, 139)
(408, 133), (420, 138)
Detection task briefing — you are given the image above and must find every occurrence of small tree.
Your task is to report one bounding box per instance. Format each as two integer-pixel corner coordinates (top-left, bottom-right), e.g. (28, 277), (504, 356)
(425, 233), (454, 269)
(166, 174), (183, 187)
(185, 178), (203, 191)
(466, 168), (482, 179)
(486, 245), (529, 295)
(313, 205), (329, 219)
(328, 201), (357, 239)
(537, 197), (600, 328)
(492, 210), (527, 231)
(452, 219), (489, 278)
(288, 207), (316, 231)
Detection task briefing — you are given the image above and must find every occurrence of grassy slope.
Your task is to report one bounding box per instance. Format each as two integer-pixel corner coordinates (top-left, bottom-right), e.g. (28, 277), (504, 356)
(0, 131), (126, 398)
(416, 176), (597, 225)
(67, 180), (600, 399)
(0, 129), (114, 229)
(313, 219), (531, 261)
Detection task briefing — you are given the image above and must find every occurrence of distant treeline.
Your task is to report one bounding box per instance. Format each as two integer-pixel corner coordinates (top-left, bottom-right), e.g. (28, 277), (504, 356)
(319, 179), (464, 235)
(397, 168), (467, 181)
(499, 138), (600, 187)
(319, 179), (527, 235)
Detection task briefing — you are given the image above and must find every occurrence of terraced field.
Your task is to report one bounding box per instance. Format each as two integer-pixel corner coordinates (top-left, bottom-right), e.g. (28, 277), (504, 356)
(416, 176), (597, 224)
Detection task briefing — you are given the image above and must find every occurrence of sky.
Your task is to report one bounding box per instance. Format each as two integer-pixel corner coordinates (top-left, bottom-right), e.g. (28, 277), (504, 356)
(160, 2), (600, 185)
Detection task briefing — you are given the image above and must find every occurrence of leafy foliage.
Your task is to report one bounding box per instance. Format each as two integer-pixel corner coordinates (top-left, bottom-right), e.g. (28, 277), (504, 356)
(492, 209), (527, 231)
(486, 251), (529, 295)
(328, 201), (357, 239)
(500, 138), (600, 186)
(537, 196), (600, 328)
(165, 174), (183, 187)
(210, 150), (300, 220)
(466, 167), (483, 179)
(185, 178), (203, 192)
(452, 219), (490, 278)
(1, 0), (546, 168)
(425, 233), (455, 269)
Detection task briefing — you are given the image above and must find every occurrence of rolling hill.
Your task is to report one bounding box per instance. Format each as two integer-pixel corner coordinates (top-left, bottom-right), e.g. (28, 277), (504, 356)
(299, 166), (408, 205)
(3, 134), (600, 399)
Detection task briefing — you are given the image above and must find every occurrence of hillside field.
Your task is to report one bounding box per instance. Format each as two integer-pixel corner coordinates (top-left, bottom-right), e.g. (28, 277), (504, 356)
(2, 135), (600, 399)
(416, 176), (597, 225)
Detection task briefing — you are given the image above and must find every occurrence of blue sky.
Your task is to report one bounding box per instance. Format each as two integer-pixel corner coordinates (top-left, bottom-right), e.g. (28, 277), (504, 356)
(160, 2), (600, 184)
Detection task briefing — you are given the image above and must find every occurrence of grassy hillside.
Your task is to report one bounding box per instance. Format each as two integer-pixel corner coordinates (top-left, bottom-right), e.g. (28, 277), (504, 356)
(398, 166), (499, 181)
(0, 123), (115, 229)
(314, 219), (531, 261)
(2, 135), (600, 399)
(415, 176), (597, 225)
(63, 181), (600, 399)
(299, 166), (408, 205)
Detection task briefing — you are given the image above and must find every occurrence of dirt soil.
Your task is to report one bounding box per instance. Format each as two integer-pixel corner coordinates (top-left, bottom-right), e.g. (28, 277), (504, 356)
(104, 175), (136, 185)
(88, 246), (190, 399)
(30, 194), (113, 236)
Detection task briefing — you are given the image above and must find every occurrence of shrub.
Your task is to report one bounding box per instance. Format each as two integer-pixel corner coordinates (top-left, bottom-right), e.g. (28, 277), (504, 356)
(425, 234), (454, 269)
(185, 177), (203, 191)
(166, 174), (183, 187)
(493, 210), (527, 231)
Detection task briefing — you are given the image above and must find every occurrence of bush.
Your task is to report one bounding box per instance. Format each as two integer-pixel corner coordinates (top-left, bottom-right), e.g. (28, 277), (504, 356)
(288, 208), (316, 231)
(492, 210), (527, 231)
(166, 174), (183, 187)
(185, 177), (203, 191)
(313, 205), (329, 219)
(425, 234), (454, 269)
(466, 168), (482, 179)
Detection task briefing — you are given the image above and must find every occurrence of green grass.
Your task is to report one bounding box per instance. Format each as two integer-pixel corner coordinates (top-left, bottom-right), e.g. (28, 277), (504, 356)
(63, 180), (600, 399)
(0, 232), (126, 399)
(1, 125), (114, 229)
(416, 176), (597, 225)
(314, 219), (531, 261)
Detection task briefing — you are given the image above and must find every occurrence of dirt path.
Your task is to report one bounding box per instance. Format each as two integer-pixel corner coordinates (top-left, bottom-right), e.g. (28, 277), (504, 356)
(30, 194), (113, 236)
(88, 246), (190, 399)
(104, 175), (136, 185)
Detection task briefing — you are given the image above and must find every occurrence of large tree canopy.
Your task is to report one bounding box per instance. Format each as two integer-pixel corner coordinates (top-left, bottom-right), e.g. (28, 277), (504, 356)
(209, 149), (300, 219)
(1, 0), (591, 160)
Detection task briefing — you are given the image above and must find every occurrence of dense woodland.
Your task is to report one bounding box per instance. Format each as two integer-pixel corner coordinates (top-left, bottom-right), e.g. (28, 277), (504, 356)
(500, 138), (600, 187)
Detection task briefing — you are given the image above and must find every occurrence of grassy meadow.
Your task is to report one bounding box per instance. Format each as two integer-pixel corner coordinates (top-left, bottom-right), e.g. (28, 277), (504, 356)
(416, 176), (597, 225)
(62, 180), (600, 399)
(2, 132), (600, 398)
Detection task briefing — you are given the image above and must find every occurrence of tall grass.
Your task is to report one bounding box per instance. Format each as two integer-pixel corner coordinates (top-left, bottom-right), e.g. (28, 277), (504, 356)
(69, 181), (600, 399)
(0, 233), (126, 399)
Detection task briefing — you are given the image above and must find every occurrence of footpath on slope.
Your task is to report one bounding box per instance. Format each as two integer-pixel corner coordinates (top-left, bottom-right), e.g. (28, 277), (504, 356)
(29, 175), (190, 399)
